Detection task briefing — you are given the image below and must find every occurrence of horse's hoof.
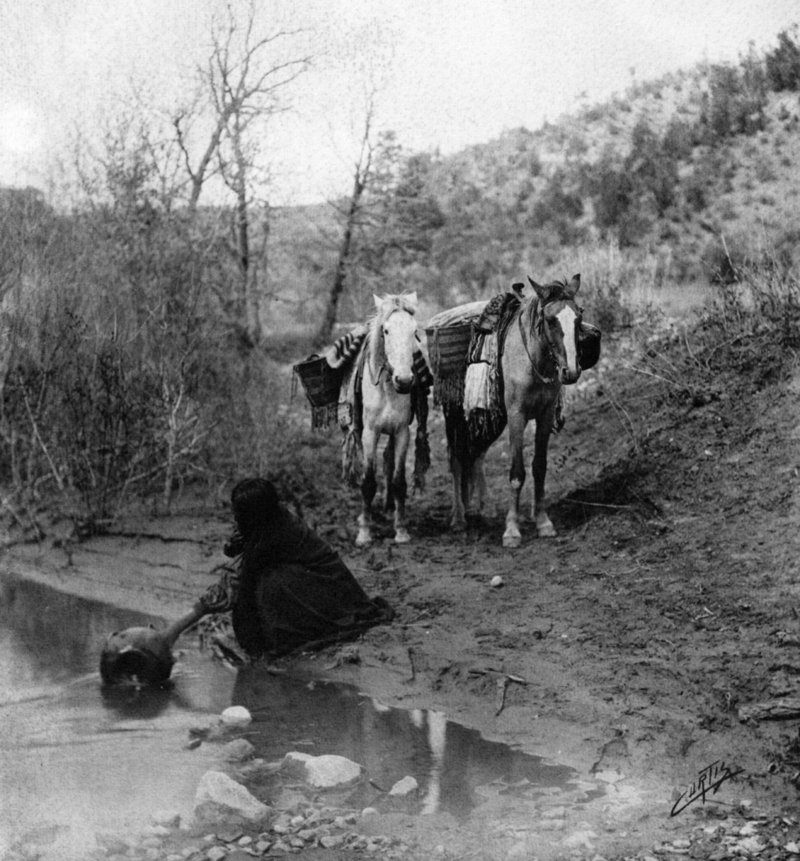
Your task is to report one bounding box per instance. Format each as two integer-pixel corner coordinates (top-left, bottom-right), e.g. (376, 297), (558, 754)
(394, 530), (411, 544)
(450, 519), (467, 533)
(355, 532), (372, 548)
(537, 523), (557, 538)
(502, 533), (522, 549)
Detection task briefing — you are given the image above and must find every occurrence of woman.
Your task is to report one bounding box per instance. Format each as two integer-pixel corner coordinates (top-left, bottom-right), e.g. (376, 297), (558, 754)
(199, 477), (394, 657)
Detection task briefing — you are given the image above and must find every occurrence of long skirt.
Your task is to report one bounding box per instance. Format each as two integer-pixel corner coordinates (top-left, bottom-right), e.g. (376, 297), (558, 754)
(231, 563), (393, 658)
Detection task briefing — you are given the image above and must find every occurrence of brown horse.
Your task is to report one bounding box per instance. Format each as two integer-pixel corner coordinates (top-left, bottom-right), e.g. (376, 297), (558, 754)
(443, 276), (585, 547)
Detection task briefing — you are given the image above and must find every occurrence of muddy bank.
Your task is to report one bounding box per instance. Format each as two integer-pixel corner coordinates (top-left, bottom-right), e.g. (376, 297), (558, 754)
(2, 338), (800, 859)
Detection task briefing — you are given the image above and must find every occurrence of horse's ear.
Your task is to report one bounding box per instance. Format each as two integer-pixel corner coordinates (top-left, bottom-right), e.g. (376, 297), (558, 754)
(568, 274), (581, 296)
(405, 291), (419, 313)
(373, 294), (382, 311)
(528, 277), (550, 302)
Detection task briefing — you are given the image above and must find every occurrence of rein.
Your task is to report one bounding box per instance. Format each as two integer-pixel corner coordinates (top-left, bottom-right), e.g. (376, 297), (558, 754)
(517, 300), (557, 384)
(367, 332), (388, 387)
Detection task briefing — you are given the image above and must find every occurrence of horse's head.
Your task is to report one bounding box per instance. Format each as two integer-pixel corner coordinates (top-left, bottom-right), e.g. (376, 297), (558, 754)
(372, 292), (419, 393)
(528, 275), (582, 385)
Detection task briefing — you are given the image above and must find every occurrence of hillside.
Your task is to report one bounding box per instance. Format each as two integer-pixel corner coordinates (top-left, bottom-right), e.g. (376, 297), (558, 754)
(260, 31), (800, 329)
(430, 65), (797, 288)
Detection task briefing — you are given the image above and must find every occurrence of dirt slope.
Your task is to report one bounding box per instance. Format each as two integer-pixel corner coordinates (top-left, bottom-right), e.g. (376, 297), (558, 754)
(3, 325), (800, 859)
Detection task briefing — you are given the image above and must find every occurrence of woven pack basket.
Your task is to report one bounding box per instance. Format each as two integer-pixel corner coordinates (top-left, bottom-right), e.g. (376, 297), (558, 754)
(293, 355), (345, 429)
(424, 322), (474, 406)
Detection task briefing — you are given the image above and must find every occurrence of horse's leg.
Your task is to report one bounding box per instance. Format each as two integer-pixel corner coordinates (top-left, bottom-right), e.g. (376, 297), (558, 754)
(449, 450), (468, 531)
(531, 420), (556, 538)
(356, 427), (379, 547)
(444, 406), (467, 531)
(472, 452), (488, 517)
(503, 412), (527, 548)
(383, 435), (396, 513)
(391, 424), (411, 544)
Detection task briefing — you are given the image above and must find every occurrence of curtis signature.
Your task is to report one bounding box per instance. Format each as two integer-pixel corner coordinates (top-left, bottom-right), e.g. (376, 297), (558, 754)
(670, 760), (744, 817)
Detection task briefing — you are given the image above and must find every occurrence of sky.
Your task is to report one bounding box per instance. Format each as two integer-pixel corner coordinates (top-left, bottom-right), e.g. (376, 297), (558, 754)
(1, 0), (798, 206)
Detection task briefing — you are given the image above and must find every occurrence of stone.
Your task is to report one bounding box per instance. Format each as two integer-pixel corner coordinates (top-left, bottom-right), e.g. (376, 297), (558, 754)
(389, 776), (419, 796)
(151, 810), (181, 829)
(215, 827), (244, 843)
(593, 769), (624, 784)
(361, 807), (379, 817)
(281, 751), (362, 788)
(95, 833), (130, 854)
(562, 829), (597, 850)
(737, 836), (766, 854)
(221, 739), (256, 762)
(194, 770), (270, 824)
(221, 706), (252, 726)
(206, 848), (227, 861)
(226, 852), (256, 861)
(320, 834), (345, 849)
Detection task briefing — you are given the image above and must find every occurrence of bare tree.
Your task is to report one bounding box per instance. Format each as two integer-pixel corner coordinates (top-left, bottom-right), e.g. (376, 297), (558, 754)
(313, 101), (376, 349)
(313, 91), (405, 349)
(173, 0), (311, 345)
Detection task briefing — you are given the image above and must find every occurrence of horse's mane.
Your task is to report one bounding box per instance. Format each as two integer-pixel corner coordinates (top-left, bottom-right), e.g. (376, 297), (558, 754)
(367, 293), (417, 342)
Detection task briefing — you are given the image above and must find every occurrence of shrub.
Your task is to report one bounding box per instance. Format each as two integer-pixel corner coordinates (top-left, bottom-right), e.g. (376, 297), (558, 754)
(700, 54), (769, 141)
(766, 26), (800, 92)
(684, 178), (707, 213)
(707, 254), (800, 347)
(718, 200), (738, 222)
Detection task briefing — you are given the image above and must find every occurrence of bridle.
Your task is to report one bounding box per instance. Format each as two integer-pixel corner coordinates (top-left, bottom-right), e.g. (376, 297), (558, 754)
(368, 308), (416, 388)
(517, 296), (581, 384)
(368, 320), (389, 386)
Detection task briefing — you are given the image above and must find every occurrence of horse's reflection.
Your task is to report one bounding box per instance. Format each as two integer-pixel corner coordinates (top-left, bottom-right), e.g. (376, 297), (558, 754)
(412, 708), (447, 814)
(228, 664), (575, 817)
(231, 666), (473, 815)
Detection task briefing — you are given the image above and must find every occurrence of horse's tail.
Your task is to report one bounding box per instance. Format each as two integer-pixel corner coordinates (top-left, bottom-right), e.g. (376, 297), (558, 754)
(412, 384), (431, 492)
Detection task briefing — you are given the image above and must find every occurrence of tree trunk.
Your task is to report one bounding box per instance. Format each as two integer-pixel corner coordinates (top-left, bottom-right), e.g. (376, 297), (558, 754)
(315, 174), (365, 349)
(231, 119), (262, 347)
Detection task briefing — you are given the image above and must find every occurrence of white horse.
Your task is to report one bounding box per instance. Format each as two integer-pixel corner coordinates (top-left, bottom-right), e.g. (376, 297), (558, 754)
(356, 292), (420, 547)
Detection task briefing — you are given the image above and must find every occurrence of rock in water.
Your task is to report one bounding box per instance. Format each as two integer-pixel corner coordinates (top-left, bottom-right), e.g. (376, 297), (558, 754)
(221, 706), (252, 726)
(389, 775), (419, 796)
(194, 771), (270, 823)
(280, 752), (362, 787)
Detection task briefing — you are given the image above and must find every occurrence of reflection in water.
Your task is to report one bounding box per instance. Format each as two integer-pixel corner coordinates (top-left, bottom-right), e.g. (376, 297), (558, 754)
(421, 709), (446, 814)
(0, 574), (230, 850)
(0, 572), (595, 852)
(231, 665), (579, 819)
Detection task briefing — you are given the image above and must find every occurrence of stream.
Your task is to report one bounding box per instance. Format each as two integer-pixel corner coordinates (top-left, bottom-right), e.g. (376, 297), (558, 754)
(0, 572), (600, 851)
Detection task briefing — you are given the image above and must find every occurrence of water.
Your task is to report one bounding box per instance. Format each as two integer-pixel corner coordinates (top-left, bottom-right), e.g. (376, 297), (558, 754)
(0, 573), (597, 850)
